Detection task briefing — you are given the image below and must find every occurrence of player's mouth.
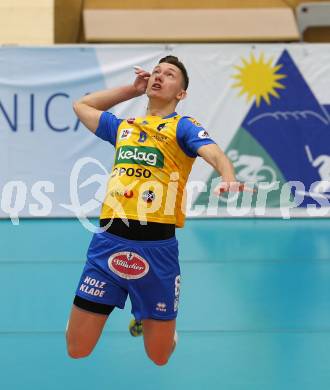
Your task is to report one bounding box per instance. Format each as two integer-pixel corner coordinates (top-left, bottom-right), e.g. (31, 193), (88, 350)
(151, 83), (162, 90)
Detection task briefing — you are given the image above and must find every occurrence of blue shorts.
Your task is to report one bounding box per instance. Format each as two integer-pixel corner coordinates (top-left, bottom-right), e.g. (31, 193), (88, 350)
(75, 231), (181, 321)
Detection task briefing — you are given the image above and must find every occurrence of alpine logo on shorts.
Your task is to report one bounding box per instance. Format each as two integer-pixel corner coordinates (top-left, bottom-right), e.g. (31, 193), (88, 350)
(108, 251), (149, 279)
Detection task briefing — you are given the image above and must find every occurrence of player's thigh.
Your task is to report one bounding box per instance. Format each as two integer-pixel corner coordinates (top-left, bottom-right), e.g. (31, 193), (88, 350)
(66, 304), (111, 358)
(142, 318), (176, 359)
(67, 231), (129, 358)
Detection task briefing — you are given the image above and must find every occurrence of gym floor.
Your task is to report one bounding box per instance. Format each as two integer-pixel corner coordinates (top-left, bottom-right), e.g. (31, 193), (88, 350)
(1, 218), (330, 390)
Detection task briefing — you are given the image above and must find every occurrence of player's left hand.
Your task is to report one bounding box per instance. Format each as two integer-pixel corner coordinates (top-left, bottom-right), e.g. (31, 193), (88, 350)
(214, 181), (256, 195)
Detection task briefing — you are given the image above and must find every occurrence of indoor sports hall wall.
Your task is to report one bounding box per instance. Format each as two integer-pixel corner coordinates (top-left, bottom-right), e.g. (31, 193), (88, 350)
(2, 43), (330, 390)
(1, 44), (330, 220)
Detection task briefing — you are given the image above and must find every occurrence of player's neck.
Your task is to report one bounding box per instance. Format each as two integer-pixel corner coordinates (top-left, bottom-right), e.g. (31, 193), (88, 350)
(146, 100), (177, 118)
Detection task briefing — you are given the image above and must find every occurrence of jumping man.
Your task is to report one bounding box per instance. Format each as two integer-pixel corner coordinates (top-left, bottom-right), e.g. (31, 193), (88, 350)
(66, 55), (248, 366)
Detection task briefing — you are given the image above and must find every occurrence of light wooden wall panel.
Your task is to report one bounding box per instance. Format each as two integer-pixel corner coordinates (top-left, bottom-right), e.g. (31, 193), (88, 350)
(85, 0), (289, 9)
(84, 8), (299, 42)
(0, 0), (54, 45)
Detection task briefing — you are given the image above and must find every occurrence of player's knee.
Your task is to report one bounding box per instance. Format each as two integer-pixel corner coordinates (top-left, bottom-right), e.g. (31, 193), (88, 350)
(67, 343), (93, 359)
(147, 351), (170, 366)
(151, 356), (169, 366)
(67, 347), (92, 359)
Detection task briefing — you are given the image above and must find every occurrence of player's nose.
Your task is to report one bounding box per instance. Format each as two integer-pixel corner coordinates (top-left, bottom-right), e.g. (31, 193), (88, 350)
(155, 73), (163, 82)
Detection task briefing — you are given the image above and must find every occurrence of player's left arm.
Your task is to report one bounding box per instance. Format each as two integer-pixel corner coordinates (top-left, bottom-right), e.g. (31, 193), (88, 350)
(198, 144), (248, 193)
(177, 117), (251, 193)
(197, 143), (248, 192)
(198, 143), (236, 182)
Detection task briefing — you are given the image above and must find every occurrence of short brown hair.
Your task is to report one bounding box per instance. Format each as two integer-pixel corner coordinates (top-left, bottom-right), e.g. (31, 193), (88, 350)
(159, 55), (189, 90)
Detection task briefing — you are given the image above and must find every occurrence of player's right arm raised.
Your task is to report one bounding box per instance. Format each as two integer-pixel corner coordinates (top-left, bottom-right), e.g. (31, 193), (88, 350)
(73, 67), (150, 133)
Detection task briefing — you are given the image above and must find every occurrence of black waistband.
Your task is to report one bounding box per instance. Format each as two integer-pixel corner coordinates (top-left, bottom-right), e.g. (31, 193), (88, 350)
(99, 218), (175, 241)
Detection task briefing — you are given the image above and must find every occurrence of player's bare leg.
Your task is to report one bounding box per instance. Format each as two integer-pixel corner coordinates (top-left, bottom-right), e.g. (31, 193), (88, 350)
(142, 318), (177, 366)
(66, 305), (109, 359)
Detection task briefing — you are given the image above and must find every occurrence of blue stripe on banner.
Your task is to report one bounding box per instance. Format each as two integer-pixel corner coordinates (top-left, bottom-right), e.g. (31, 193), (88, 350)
(242, 50), (330, 206)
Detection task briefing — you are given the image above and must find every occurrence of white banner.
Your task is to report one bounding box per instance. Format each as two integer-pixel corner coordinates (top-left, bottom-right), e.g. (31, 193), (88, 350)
(1, 44), (330, 221)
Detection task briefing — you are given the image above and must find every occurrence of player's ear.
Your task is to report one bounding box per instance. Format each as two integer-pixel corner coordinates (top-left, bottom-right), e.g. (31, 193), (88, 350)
(176, 89), (187, 101)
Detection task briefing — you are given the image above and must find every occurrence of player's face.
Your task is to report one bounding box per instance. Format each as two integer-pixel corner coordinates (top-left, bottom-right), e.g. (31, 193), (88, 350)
(146, 62), (186, 103)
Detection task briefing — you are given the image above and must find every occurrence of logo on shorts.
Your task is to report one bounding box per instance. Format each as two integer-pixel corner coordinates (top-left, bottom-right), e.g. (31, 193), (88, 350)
(156, 302), (167, 312)
(174, 275), (180, 312)
(108, 251), (149, 279)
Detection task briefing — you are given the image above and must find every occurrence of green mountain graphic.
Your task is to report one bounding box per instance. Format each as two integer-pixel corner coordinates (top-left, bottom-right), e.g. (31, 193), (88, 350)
(194, 127), (292, 209)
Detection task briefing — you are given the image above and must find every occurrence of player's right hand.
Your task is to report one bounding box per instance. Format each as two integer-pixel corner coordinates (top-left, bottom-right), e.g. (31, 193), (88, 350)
(133, 66), (150, 95)
(214, 181), (257, 194)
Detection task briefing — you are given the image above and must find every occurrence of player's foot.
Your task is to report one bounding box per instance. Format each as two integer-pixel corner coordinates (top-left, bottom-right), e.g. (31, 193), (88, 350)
(128, 318), (143, 337)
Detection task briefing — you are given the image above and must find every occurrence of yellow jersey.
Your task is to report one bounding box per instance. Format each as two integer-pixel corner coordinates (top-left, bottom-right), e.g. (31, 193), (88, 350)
(95, 111), (215, 227)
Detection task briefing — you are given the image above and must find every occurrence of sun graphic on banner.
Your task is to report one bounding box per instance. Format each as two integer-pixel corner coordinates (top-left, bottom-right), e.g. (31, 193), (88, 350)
(232, 52), (287, 106)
